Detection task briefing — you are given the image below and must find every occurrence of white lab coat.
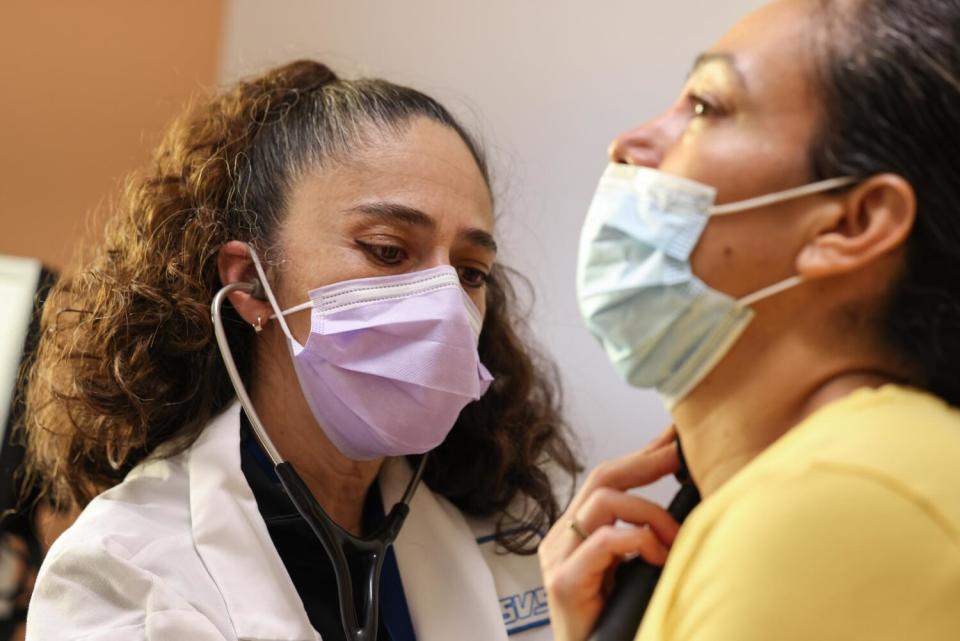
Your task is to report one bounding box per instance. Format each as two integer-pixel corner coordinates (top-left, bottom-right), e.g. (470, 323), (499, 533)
(26, 402), (553, 641)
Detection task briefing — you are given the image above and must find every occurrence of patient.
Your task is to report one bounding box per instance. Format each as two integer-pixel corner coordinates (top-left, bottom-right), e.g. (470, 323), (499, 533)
(540, 1), (960, 639)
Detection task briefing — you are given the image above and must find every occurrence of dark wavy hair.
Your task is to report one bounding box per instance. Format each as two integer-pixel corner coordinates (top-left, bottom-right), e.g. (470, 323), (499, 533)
(810, 0), (960, 408)
(22, 60), (579, 553)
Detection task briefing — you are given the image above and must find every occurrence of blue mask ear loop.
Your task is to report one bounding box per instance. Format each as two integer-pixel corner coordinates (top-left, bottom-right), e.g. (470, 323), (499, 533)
(211, 245), (428, 641)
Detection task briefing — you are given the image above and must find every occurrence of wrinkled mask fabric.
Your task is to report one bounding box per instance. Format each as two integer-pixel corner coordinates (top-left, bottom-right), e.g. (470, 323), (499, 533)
(250, 249), (493, 460)
(577, 163), (855, 408)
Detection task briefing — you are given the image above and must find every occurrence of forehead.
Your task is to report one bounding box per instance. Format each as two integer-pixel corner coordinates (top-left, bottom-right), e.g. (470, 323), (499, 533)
(703, 0), (821, 109)
(308, 117), (494, 229)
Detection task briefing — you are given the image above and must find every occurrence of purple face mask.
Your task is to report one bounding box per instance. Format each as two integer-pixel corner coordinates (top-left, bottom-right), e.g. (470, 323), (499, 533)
(250, 250), (493, 460)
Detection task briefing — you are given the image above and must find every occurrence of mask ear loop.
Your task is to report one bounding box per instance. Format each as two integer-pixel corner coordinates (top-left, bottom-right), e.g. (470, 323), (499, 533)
(707, 176), (858, 308)
(246, 243), (296, 343)
(737, 275), (806, 308)
(709, 176), (857, 216)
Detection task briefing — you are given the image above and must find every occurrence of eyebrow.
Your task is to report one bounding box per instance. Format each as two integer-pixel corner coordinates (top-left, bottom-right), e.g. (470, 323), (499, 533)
(346, 201), (498, 253)
(462, 228), (498, 253)
(348, 202), (436, 228)
(690, 52), (747, 87)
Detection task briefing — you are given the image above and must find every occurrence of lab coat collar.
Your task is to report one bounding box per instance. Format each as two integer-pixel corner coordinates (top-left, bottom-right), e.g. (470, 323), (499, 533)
(188, 402), (511, 641)
(189, 402), (320, 641)
(381, 457), (509, 641)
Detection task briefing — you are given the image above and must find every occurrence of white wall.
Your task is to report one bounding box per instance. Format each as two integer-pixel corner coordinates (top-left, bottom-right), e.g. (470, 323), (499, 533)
(219, 0), (766, 503)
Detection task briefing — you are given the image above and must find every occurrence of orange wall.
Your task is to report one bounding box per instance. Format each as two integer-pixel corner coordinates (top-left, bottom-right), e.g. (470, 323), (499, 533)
(0, 2), (226, 271)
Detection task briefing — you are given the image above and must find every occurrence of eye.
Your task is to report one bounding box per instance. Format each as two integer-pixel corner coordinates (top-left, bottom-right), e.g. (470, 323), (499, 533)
(357, 241), (408, 266)
(458, 266), (489, 289)
(688, 93), (720, 118)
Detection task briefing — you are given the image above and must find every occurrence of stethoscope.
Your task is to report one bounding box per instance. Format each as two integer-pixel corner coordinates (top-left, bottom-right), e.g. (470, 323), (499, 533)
(212, 278), (428, 641)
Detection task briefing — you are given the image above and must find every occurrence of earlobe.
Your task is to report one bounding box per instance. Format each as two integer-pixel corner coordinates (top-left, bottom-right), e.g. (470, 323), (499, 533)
(797, 174), (916, 279)
(217, 240), (274, 327)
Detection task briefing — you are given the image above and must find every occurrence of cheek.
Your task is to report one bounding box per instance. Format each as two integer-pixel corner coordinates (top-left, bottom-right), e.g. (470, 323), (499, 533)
(265, 267), (312, 345)
(267, 229), (347, 344)
(467, 288), (487, 319)
(666, 134), (767, 203)
(690, 210), (802, 298)
(663, 120), (811, 206)
(277, 216), (375, 288)
(690, 219), (741, 294)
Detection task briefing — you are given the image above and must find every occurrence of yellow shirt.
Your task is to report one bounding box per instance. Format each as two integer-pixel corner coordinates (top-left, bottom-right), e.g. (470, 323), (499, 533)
(637, 385), (960, 641)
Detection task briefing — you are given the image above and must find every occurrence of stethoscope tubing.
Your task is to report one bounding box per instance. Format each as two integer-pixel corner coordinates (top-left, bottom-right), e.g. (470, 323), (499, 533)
(212, 281), (427, 641)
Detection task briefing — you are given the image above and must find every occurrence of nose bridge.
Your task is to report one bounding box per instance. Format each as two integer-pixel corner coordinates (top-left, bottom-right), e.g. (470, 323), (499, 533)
(608, 109), (685, 168)
(424, 245), (453, 270)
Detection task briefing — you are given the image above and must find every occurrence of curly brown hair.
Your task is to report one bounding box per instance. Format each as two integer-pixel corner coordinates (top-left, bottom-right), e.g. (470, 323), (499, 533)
(22, 60), (579, 553)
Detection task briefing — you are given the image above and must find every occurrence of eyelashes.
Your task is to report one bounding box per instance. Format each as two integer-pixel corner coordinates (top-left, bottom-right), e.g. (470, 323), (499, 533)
(355, 240), (490, 288)
(685, 84), (738, 122)
(457, 267), (489, 289)
(357, 240), (407, 266)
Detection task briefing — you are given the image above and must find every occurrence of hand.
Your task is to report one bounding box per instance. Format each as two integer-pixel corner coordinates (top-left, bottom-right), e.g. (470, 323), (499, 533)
(539, 428), (681, 641)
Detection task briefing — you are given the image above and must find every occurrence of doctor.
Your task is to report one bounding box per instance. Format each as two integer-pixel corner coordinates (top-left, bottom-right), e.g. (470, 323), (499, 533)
(23, 60), (577, 641)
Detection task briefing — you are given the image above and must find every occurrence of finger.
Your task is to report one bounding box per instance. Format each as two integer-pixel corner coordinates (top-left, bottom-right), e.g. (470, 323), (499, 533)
(541, 440), (680, 566)
(575, 488), (680, 546)
(641, 424), (677, 453)
(544, 489), (678, 566)
(545, 525), (665, 605)
(539, 514), (594, 569)
(569, 443), (680, 515)
(603, 558), (620, 598)
(588, 441), (680, 492)
(555, 525), (669, 599)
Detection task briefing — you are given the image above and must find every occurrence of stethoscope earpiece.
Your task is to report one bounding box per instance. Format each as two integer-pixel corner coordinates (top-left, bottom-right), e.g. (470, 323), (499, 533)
(249, 278), (268, 301)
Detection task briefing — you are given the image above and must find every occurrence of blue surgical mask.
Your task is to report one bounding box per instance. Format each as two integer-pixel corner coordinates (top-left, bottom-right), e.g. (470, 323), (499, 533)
(576, 163), (855, 408)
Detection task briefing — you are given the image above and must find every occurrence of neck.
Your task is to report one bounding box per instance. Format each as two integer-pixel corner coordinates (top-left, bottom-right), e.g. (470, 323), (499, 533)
(673, 323), (904, 498)
(250, 330), (383, 536)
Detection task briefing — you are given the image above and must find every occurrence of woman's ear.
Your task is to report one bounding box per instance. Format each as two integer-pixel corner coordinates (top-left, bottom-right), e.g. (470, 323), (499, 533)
(218, 240), (274, 328)
(796, 173), (916, 279)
